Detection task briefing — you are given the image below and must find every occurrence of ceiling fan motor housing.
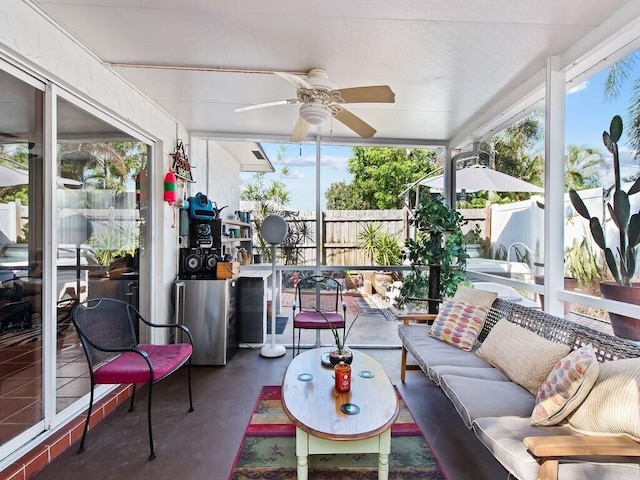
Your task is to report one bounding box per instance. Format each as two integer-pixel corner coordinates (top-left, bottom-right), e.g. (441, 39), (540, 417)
(299, 103), (331, 125)
(306, 68), (337, 91)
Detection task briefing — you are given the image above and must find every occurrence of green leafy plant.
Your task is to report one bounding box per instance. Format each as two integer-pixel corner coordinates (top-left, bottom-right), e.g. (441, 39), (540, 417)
(357, 222), (402, 266)
(467, 224), (484, 245)
(318, 309), (359, 353)
(564, 236), (602, 286)
(396, 270), (430, 307)
(400, 194), (468, 305)
(374, 233), (402, 265)
(357, 222), (381, 265)
(569, 115), (640, 286)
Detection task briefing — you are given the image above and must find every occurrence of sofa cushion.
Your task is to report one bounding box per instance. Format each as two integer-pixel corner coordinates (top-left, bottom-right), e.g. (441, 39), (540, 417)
(531, 344), (599, 426)
(472, 416), (639, 480)
(398, 324), (493, 384)
(428, 299), (490, 351)
(430, 364), (511, 382)
(439, 375), (535, 427)
(476, 318), (570, 395)
(567, 357), (640, 441)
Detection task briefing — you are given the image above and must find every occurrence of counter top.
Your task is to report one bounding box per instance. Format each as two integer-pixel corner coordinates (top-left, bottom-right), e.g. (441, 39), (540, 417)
(238, 268), (272, 279)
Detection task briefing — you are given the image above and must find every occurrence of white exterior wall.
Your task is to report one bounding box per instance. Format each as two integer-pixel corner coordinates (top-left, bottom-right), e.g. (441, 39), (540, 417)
(490, 198), (544, 265)
(188, 139), (241, 213)
(0, 0), (240, 326)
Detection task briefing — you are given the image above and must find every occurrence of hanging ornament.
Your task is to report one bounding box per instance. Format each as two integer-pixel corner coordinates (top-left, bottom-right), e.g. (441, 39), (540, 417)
(163, 172), (178, 203)
(163, 171), (179, 228)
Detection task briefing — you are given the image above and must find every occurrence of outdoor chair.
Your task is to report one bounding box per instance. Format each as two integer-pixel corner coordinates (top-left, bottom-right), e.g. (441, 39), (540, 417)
(292, 275), (346, 356)
(71, 297), (194, 460)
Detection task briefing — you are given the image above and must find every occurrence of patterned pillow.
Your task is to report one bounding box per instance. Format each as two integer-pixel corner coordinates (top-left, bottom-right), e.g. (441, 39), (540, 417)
(530, 344), (599, 426)
(567, 357), (640, 441)
(452, 285), (498, 307)
(428, 299), (490, 351)
(476, 319), (570, 395)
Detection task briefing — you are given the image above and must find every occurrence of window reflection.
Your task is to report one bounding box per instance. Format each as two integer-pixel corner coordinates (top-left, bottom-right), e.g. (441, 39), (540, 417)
(0, 69), (44, 445)
(55, 98), (149, 412)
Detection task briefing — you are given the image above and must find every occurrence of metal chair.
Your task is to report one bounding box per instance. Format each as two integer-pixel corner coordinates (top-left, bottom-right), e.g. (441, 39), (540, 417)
(72, 297), (194, 460)
(292, 275), (346, 356)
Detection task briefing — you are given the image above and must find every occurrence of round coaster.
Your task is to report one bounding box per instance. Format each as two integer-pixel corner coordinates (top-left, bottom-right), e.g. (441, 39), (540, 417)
(297, 373), (313, 382)
(340, 403), (360, 415)
(358, 370), (374, 379)
(320, 352), (332, 366)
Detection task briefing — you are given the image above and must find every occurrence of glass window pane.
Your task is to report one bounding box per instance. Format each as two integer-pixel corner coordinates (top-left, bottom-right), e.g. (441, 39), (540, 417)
(55, 97), (149, 413)
(0, 69), (44, 445)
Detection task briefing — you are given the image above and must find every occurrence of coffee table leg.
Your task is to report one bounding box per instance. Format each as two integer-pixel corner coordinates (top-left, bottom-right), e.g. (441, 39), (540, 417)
(378, 429), (391, 480)
(295, 426), (309, 480)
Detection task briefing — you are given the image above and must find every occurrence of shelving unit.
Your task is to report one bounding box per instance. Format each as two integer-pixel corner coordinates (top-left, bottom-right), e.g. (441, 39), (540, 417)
(212, 219), (253, 259)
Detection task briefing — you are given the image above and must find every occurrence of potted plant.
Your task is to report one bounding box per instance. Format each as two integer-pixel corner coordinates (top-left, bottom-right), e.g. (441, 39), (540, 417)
(569, 114), (640, 340)
(320, 311), (360, 365)
(400, 194), (468, 313)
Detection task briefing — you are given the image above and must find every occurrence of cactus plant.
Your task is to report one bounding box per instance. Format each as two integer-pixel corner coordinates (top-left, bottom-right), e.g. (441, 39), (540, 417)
(569, 115), (640, 287)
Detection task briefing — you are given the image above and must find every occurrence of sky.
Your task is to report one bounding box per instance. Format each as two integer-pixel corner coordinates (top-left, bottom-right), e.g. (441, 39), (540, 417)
(243, 53), (640, 211)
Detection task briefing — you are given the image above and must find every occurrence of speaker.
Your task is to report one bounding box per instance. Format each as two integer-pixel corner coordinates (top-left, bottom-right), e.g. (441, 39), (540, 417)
(180, 248), (202, 279)
(203, 248), (218, 275)
(189, 220), (213, 248)
(179, 248), (218, 279)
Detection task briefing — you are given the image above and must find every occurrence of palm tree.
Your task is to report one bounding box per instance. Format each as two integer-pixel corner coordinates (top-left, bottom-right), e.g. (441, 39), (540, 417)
(604, 51), (640, 157)
(564, 145), (603, 191)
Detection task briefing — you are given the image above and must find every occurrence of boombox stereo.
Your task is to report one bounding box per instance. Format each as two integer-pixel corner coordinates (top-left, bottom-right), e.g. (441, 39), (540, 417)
(179, 247), (218, 279)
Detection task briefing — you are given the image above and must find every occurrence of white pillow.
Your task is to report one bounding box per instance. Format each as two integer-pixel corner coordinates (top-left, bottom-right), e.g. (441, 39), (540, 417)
(567, 357), (640, 441)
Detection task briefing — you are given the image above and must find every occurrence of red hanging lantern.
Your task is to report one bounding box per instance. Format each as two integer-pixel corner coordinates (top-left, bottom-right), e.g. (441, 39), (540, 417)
(163, 172), (178, 204)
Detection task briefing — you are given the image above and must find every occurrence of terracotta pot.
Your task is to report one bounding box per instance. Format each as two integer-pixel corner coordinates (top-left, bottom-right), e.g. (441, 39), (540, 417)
(599, 281), (640, 341)
(534, 276), (578, 315)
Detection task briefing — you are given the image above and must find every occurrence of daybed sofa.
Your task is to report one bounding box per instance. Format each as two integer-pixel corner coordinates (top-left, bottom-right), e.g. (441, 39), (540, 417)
(398, 294), (640, 480)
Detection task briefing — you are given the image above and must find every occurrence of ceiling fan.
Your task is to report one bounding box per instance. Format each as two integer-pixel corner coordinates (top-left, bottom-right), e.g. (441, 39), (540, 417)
(234, 68), (395, 142)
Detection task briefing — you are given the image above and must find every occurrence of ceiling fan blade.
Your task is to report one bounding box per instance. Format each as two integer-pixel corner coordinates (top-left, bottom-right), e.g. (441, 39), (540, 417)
(235, 99), (299, 113)
(274, 71), (313, 90)
(290, 117), (311, 142)
(333, 85), (395, 104)
(334, 108), (377, 138)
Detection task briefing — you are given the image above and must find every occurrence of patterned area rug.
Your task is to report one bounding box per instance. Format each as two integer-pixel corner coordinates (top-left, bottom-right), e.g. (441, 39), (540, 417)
(228, 385), (447, 480)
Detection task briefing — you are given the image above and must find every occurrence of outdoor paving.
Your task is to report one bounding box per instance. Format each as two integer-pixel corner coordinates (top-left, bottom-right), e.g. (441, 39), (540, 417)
(278, 290), (402, 349)
(275, 289), (617, 350)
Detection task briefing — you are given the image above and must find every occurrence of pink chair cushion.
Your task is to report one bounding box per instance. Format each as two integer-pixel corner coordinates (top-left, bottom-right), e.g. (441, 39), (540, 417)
(293, 311), (345, 329)
(94, 343), (192, 384)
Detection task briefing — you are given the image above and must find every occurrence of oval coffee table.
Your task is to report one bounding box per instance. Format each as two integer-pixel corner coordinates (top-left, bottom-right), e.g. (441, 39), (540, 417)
(282, 347), (399, 480)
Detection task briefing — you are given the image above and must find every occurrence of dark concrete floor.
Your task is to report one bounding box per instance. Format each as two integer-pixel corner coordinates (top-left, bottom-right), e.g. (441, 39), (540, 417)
(33, 347), (508, 480)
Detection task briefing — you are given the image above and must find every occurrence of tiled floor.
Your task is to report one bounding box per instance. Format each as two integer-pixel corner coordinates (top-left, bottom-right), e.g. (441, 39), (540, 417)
(0, 331), (90, 445)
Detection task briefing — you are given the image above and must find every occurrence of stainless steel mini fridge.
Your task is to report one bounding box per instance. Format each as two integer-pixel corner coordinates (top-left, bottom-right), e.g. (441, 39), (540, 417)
(175, 279), (238, 365)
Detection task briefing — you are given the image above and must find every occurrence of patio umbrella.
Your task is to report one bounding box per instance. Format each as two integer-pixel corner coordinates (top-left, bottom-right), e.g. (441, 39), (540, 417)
(0, 164), (29, 187)
(419, 165), (543, 193)
(0, 164), (82, 187)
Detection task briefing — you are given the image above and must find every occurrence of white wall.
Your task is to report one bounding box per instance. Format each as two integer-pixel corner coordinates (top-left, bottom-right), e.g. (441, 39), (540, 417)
(188, 138), (241, 214)
(0, 0), (194, 327)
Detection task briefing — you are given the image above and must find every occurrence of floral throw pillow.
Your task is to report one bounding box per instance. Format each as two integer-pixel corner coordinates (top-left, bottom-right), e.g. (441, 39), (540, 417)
(530, 344), (599, 426)
(428, 299), (490, 351)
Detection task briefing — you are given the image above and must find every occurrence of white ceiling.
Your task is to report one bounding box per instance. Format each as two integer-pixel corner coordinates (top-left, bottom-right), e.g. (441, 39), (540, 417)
(30, 0), (640, 150)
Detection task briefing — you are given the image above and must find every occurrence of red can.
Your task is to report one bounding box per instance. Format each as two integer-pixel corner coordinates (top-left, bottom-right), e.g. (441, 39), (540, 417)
(334, 362), (351, 393)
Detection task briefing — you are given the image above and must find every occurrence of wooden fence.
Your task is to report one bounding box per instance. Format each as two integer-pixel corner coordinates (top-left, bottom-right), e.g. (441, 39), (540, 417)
(275, 208), (488, 266)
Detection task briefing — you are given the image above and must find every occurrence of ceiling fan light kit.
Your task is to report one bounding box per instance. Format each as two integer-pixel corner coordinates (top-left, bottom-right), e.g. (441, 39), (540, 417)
(235, 68), (395, 141)
(299, 103), (331, 125)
